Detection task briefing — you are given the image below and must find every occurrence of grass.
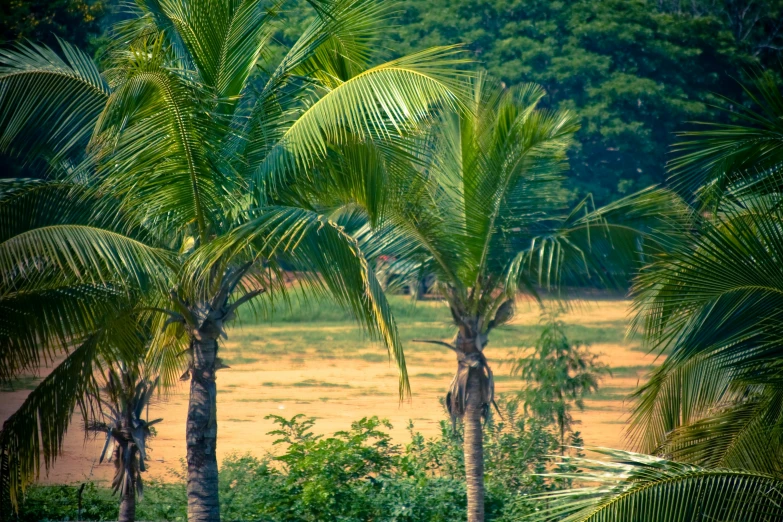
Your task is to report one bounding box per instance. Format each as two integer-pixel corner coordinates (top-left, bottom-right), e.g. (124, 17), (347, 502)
(587, 387), (636, 402)
(291, 379), (351, 388)
(0, 375), (41, 391)
(224, 296), (631, 366)
(609, 365), (655, 378)
(414, 372), (452, 379)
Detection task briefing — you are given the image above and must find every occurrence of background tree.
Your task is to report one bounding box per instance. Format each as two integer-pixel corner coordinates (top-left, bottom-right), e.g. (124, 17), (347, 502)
(383, 0), (783, 204)
(0, 0), (106, 50)
(512, 313), (609, 451)
(0, 0), (468, 519)
(86, 365), (161, 522)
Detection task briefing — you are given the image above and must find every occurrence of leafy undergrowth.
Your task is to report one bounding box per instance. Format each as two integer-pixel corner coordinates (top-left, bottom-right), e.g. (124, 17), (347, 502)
(17, 399), (581, 522)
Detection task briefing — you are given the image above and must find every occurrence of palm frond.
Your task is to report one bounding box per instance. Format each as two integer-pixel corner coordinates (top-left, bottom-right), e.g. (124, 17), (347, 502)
(255, 46), (470, 191)
(0, 39), (109, 170)
(93, 42), (234, 240)
(185, 206), (409, 396)
(669, 70), (783, 208)
(658, 391), (783, 476)
(527, 448), (783, 522)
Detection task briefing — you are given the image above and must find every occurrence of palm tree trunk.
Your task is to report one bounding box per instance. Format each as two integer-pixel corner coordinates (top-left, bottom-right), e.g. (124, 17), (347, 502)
(118, 491), (135, 522)
(464, 369), (485, 522)
(186, 335), (220, 522)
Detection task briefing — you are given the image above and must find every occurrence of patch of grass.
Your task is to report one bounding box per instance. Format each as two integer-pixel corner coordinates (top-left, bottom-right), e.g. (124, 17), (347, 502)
(221, 354), (259, 365)
(587, 387), (636, 401)
(0, 375), (41, 391)
(356, 352), (388, 363)
(414, 372), (452, 379)
(292, 379), (351, 388)
(609, 365), (655, 378)
(227, 418), (253, 422)
(261, 382), (275, 387)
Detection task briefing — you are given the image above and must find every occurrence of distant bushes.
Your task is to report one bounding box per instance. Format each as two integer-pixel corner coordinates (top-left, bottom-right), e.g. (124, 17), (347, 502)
(17, 398), (578, 521)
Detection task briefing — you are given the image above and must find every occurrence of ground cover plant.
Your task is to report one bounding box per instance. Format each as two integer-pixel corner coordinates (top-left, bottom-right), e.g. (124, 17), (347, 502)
(13, 400), (569, 522)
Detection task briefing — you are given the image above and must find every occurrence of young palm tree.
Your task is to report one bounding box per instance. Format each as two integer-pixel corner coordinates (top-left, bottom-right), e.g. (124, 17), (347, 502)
(87, 365), (161, 522)
(360, 74), (601, 522)
(0, 1), (468, 519)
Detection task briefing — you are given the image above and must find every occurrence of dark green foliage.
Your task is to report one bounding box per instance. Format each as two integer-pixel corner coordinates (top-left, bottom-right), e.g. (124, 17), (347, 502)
(385, 0), (783, 203)
(0, 0), (106, 51)
(15, 401), (564, 521)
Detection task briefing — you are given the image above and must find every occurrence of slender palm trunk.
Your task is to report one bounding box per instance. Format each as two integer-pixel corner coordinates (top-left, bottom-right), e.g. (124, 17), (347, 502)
(186, 335), (220, 522)
(464, 369), (485, 522)
(118, 491), (136, 522)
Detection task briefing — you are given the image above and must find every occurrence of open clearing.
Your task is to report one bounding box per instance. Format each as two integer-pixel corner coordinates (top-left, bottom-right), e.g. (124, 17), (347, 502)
(0, 297), (659, 484)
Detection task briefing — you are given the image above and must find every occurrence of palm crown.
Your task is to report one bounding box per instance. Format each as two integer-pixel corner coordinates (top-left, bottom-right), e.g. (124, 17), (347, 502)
(0, 0), (469, 517)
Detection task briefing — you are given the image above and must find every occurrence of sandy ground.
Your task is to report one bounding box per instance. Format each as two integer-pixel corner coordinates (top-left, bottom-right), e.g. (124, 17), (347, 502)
(0, 299), (659, 485)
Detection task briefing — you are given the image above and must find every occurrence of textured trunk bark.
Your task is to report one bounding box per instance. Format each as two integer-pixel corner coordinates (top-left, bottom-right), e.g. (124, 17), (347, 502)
(118, 491), (135, 522)
(464, 369), (485, 522)
(186, 336), (220, 522)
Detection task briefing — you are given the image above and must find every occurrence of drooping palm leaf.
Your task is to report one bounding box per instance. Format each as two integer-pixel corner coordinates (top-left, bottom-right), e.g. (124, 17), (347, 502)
(0, 39), (109, 171)
(526, 448), (783, 522)
(184, 205), (409, 395)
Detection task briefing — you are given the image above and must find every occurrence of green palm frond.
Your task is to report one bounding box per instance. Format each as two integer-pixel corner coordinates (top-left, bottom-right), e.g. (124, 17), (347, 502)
(0, 283), (128, 383)
(185, 206), (409, 396)
(527, 449), (783, 522)
(0, 311), (147, 507)
(93, 41), (234, 240)
(287, 0), (393, 86)
(1, 224), (174, 293)
(669, 70), (783, 208)
(255, 46), (470, 191)
(658, 391), (783, 475)
(0, 39), (109, 170)
(627, 353), (739, 454)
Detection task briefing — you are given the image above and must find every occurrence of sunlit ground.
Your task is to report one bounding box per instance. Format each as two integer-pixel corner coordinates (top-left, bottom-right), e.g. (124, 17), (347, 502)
(0, 296), (659, 485)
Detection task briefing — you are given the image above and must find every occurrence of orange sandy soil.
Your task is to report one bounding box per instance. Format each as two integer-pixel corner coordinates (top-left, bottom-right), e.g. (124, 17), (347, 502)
(0, 299), (659, 485)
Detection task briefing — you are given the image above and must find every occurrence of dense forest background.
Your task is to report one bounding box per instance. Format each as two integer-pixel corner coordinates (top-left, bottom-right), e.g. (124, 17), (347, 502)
(2, 0), (782, 203)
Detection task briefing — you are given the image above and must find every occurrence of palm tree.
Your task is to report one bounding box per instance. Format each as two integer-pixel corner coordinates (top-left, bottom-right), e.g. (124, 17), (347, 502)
(521, 71), (783, 521)
(0, 1), (468, 519)
(359, 73), (605, 522)
(627, 70), (783, 475)
(86, 365), (161, 522)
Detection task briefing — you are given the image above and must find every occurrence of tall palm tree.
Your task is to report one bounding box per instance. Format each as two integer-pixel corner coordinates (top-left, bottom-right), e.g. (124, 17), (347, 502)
(0, 1), (468, 519)
(86, 365), (161, 522)
(358, 74), (614, 522)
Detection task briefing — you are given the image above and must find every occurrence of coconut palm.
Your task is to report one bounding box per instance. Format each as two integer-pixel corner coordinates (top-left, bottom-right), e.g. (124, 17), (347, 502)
(355, 73), (622, 522)
(521, 71), (783, 521)
(0, 0), (468, 519)
(627, 70), (783, 476)
(86, 365), (161, 522)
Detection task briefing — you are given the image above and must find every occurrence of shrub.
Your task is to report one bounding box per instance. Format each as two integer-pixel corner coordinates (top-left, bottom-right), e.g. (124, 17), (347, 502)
(16, 400), (568, 521)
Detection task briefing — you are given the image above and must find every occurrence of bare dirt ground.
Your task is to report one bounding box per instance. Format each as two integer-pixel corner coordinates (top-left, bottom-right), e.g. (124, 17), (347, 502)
(0, 298), (659, 485)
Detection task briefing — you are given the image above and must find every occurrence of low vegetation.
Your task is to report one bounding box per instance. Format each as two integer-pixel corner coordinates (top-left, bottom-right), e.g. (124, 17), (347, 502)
(15, 400), (571, 522)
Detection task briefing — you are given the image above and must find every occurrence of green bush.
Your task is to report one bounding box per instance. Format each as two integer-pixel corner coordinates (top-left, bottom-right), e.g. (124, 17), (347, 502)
(16, 399), (567, 521)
